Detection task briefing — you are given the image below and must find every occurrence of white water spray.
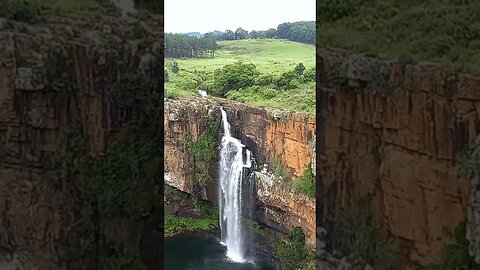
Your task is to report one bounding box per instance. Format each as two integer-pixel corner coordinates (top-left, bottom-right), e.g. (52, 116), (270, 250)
(218, 107), (252, 263)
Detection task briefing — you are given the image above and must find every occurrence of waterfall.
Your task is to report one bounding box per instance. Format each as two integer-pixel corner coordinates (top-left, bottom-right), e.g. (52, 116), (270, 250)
(218, 107), (254, 263)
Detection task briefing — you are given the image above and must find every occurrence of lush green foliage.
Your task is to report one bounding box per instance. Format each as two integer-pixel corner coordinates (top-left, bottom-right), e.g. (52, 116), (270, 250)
(165, 33), (219, 58)
(335, 197), (399, 269)
(164, 186), (218, 236)
(0, 0), (39, 22)
(294, 63), (306, 75)
(164, 212), (218, 236)
(184, 115), (220, 184)
(423, 221), (476, 270)
(203, 21), (315, 44)
(80, 139), (160, 219)
(169, 61), (179, 74)
(165, 39), (315, 113)
(164, 70), (169, 82)
(246, 219), (267, 237)
(277, 227), (314, 270)
(212, 61), (259, 96)
(276, 21), (316, 44)
(226, 84), (315, 114)
(317, 0), (480, 73)
(293, 164), (315, 198)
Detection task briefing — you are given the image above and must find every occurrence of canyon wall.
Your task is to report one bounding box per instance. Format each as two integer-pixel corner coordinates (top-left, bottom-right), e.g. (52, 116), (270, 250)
(0, 13), (163, 270)
(317, 48), (479, 267)
(164, 97), (317, 246)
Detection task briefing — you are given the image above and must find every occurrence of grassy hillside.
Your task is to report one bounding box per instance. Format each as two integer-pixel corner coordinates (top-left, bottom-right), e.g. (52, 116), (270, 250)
(317, 0), (480, 74)
(173, 39), (315, 74)
(165, 39), (316, 114)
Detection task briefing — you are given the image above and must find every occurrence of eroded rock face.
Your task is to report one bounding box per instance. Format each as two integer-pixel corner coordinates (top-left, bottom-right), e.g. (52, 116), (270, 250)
(164, 97), (316, 246)
(0, 13), (163, 270)
(318, 48), (478, 266)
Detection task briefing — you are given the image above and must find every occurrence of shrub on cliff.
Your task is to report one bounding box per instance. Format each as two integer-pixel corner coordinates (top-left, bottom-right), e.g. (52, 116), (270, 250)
(293, 164), (315, 198)
(184, 115), (220, 185)
(423, 221), (476, 270)
(335, 197), (400, 269)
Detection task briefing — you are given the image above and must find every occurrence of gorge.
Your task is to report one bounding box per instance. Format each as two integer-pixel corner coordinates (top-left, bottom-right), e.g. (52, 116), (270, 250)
(164, 97), (317, 268)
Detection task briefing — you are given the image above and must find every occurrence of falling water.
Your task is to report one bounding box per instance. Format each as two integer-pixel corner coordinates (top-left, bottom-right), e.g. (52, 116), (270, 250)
(218, 107), (254, 263)
(198, 90), (208, 98)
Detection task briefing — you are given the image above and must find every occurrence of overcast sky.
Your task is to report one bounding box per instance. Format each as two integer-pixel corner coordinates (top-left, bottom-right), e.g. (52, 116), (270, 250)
(165, 0), (315, 33)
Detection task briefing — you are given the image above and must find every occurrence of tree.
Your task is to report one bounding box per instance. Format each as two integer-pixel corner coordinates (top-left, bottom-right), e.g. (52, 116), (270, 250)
(265, 28), (277, 38)
(169, 61), (179, 73)
(249, 30), (259, 39)
(164, 33), (218, 59)
(295, 63), (306, 75)
(277, 21), (315, 44)
(277, 22), (292, 39)
(222, 30), (235, 40)
(212, 61), (260, 96)
(235, 27), (248, 40)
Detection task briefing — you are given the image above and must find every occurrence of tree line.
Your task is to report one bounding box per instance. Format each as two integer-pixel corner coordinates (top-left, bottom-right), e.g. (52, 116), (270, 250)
(164, 33), (219, 58)
(203, 21), (315, 44)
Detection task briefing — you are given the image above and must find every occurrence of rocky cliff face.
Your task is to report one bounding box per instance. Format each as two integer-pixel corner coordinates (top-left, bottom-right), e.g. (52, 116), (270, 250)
(0, 13), (163, 270)
(317, 48), (479, 266)
(164, 97), (316, 246)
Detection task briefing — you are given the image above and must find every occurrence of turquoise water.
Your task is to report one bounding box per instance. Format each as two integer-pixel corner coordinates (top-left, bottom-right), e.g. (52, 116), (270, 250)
(165, 233), (276, 270)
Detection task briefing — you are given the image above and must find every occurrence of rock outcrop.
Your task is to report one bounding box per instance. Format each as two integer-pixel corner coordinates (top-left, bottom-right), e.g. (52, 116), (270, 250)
(317, 48), (479, 267)
(164, 97), (316, 246)
(0, 12), (163, 270)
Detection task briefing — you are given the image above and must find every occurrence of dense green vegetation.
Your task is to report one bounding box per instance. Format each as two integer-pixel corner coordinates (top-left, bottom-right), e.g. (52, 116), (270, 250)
(164, 33), (219, 58)
(202, 21), (315, 45)
(334, 197), (400, 270)
(0, 0), (40, 22)
(293, 164), (315, 198)
(0, 0), (162, 20)
(423, 221), (476, 270)
(184, 115), (220, 185)
(165, 39), (315, 114)
(164, 186), (218, 236)
(276, 21), (315, 44)
(317, 0), (480, 73)
(277, 227), (315, 270)
(270, 157), (315, 198)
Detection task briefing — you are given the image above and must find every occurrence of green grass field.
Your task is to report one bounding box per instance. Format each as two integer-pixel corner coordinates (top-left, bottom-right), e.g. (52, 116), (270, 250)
(171, 39), (315, 75)
(165, 39), (316, 114)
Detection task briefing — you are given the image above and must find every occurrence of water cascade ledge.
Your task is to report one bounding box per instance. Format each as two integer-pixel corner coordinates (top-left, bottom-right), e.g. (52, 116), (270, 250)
(164, 97), (316, 247)
(219, 107), (255, 262)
